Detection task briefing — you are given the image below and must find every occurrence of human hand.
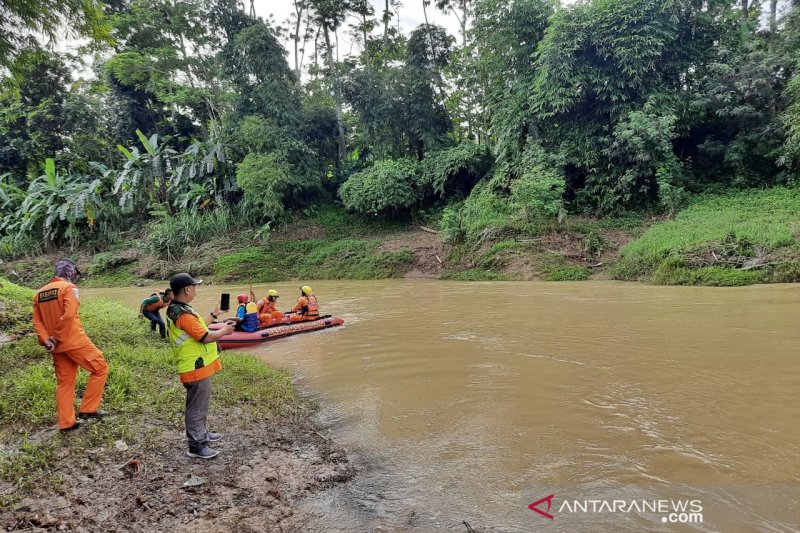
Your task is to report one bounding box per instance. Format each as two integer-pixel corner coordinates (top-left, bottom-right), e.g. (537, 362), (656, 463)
(44, 336), (59, 352)
(214, 304), (223, 316)
(220, 323), (235, 336)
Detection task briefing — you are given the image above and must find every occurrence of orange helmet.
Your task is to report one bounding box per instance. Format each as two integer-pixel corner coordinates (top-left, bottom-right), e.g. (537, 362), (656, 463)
(237, 293), (248, 304)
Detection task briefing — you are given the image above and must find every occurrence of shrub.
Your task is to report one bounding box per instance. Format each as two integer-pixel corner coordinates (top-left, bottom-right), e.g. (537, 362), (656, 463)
(146, 206), (238, 260)
(338, 159), (420, 215)
(236, 152), (308, 216)
(420, 142), (493, 199)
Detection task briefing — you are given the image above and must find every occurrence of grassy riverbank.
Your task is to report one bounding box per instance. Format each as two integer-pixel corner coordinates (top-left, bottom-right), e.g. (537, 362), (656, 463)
(0, 278), (352, 529)
(2, 188), (800, 287)
(611, 187), (800, 286)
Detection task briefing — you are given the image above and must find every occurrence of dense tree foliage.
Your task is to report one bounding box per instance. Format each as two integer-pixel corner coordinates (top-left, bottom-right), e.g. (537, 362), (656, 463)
(1, 0), (799, 253)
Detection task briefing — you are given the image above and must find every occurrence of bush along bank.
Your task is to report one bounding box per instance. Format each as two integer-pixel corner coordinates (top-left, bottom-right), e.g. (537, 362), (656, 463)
(0, 278), (353, 530)
(611, 188), (800, 286)
(4, 188), (800, 287)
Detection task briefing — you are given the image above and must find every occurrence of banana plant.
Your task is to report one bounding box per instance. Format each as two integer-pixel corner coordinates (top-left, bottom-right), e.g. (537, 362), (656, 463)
(16, 158), (106, 247)
(115, 129), (177, 215)
(171, 133), (240, 212)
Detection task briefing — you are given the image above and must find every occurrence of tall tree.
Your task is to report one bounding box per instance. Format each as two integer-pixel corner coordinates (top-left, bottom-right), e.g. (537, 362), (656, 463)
(309, 0), (351, 164)
(0, 0), (112, 70)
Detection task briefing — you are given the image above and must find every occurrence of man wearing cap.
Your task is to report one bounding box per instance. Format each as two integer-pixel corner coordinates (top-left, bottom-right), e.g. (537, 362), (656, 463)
(32, 259), (109, 432)
(166, 273), (234, 459)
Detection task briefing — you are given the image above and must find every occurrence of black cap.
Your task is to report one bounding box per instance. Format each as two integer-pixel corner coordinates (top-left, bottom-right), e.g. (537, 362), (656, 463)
(169, 273), (203, 293)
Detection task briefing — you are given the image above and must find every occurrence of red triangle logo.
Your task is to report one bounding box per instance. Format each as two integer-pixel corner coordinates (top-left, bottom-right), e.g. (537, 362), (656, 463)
(528, 494), (555, 520)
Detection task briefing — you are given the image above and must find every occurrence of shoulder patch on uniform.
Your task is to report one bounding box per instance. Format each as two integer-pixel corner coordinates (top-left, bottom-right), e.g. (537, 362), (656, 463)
(37, 288), (59, 303)
(73, 288), (80, 301)
(167, 302), (195, 323)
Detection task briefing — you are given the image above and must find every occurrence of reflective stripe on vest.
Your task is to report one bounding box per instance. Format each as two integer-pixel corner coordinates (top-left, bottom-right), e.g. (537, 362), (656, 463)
(166, 310), (219, 375)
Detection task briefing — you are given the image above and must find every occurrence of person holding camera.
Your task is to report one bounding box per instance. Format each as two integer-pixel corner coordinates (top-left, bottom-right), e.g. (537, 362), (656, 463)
(166, 273), (234, 459)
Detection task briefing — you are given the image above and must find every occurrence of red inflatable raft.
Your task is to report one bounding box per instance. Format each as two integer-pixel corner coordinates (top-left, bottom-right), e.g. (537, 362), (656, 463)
(209, 315), (345, 350)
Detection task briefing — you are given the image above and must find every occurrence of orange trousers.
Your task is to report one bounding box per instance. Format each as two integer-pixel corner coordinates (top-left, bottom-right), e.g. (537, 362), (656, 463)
(289, 314), (318, 323)
(52, 345), (108, 429)
(258, 311), (285, 326)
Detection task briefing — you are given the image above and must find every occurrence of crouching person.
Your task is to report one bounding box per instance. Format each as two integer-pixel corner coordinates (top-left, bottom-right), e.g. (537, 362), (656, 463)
(166, 273), (234, 459)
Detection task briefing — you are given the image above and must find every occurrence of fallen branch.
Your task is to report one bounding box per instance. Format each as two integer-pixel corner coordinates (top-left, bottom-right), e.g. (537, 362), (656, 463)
(419, 226), (439, 235)
(435, 255), (443, 264)
(587, 262), (604, 268)
(738, 262), (777, 271)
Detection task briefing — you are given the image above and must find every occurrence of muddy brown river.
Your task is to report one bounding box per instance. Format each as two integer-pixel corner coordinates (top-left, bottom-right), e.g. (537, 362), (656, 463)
(87, 281), (800, 532)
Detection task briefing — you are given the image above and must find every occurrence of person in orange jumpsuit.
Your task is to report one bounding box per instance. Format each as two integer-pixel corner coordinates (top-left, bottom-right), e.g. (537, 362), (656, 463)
(289, 285), (319, 322)
(32, 259), (109, 432)
(251, 288), (284, 326)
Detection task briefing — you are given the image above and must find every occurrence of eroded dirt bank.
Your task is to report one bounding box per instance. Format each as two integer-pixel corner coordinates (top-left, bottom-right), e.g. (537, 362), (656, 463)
(2, 412), (354, 532)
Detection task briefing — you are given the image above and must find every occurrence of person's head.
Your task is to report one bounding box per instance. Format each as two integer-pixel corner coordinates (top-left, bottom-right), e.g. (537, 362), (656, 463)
(267, 289), (279, 301)
(169, 273), (203, 303)
(301, 285), (313, 296)
(164, 288), (174, 302)
(54, 258), (81, 284)
(237, 293), (248, 304)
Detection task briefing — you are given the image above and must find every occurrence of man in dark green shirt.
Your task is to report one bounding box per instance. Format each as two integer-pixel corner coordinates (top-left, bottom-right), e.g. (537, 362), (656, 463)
(138, 289), (173, 338)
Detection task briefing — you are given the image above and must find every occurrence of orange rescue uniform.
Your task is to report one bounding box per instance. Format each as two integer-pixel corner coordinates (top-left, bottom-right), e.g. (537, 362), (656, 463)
(290, 294), (319, 322)
(257, 299), (284, 326)
(32, 277), (109, 429)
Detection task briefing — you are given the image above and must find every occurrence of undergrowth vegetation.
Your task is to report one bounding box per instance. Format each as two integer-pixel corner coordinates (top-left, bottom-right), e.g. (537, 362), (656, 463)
(0, 278), (299, 508)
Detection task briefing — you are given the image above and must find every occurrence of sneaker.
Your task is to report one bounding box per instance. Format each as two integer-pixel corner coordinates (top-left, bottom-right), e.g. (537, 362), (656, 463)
(186, 447), (219, 460)
(78, 410), (109, 420)
(207, 432), (222, 443)
(60, 421), (83, 432)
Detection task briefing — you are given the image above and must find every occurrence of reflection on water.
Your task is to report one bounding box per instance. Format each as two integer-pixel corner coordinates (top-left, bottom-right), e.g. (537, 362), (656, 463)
(86, 280), (800, 532)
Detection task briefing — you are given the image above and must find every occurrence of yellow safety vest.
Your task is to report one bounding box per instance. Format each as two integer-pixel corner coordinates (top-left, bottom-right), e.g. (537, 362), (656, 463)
(166, 303), (219, 374)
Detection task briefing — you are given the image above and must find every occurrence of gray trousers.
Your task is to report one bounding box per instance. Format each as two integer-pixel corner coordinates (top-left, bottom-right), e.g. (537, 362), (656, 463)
(183, 377), (211, 452)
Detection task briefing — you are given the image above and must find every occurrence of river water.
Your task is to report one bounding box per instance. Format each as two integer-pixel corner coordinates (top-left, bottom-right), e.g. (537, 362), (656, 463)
(86, 281), (800, 532)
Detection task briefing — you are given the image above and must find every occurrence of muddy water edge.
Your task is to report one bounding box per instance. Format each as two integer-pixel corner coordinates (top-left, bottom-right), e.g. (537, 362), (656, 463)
(87, 280), (800, 532)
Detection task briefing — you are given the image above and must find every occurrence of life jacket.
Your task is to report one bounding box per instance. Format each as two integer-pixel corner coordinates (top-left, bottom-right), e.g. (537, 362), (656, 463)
(32, 277), (94, 353)
(165, 302), (219, 375)
(237, 302), (260, 332)
(302, 294), (319, 319)
(144, 292), (169, 312)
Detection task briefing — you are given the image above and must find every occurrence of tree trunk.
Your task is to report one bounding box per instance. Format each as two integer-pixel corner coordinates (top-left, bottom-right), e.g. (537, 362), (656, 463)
(323, 23), (346, 163)
(769, 0), (778, 33)
(383, 0), (390, 40)
(293, 0), (303, 83)
(740, 0), (748, 23)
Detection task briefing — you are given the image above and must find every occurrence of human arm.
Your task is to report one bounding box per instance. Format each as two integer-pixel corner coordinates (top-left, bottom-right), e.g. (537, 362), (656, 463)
(291, 297), (306, 314)
(176, 312), (234, 344)
(52, 286), (79, 341)
(139, 295), (158, 317)
(203, 304), (224, 325)
(32, 299), (51, 347)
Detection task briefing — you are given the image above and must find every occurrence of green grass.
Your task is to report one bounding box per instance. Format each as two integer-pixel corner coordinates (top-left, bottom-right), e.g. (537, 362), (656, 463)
(0, 278), (34, 333)
(441, 268), (510, 281)
(302, 204), (408, 239)
(612, 187), (800, 285)
(214, 239), (414, 282)
(80, 264), (139, 288)
(0, 278), (299, 508)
